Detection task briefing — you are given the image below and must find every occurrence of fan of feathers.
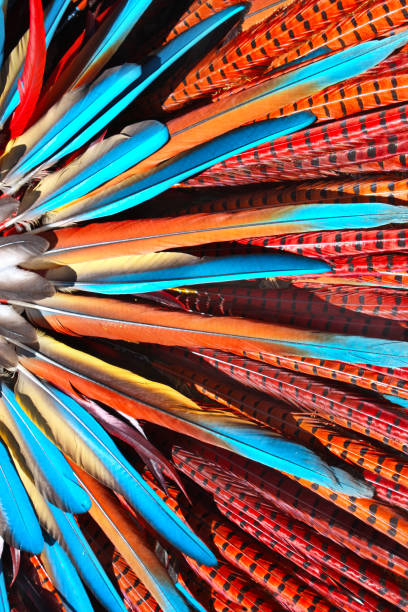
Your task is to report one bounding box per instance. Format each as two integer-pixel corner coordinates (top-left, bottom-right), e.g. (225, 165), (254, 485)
(0, 0), (407, 610)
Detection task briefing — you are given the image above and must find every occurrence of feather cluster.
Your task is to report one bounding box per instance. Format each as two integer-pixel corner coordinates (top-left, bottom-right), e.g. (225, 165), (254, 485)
(0, 0), (405, 610)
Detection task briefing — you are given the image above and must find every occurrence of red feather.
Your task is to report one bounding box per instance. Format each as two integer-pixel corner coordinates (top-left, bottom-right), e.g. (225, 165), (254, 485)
(8, 0), (46, 138)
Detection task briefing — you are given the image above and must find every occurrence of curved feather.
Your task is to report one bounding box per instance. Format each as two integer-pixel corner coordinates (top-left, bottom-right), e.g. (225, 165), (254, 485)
(14, 369), (217, 567)
(8, 0), (46, 139)
(0, 386), (91, 513)
(0, 432), (43, 553)
(41, 535), (93, 612)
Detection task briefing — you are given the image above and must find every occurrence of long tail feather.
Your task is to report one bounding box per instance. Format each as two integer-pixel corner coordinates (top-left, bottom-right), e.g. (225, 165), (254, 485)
(21, 292), (408, 367)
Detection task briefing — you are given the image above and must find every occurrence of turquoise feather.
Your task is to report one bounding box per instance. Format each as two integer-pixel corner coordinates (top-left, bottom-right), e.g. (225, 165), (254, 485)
(0, 433), (43, 553)
(41, 534), (93, 612)
(46, 503), (127, 612)
(49, 113), (316, 224)
(1, 386), (91, 513)
(20, 121), (169, 222)
(58, 252), (331, 294)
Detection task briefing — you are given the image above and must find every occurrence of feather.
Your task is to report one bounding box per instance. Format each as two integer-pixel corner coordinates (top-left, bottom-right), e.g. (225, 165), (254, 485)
(363, 471), (408, 511)
(64, 30), (408, 209)
(14, 337), (372, 496)
(0, 2), (5, 71)
(34, 0), (155, 117)
(18, 122), (169, 222)
(210, 518), (351, 611)
(71, 463), (191, 612)
(70, 389), (187, 494)
(8, 0), (46, 139)
(42, 114), (316, 226)
(40, 535), (93, 612)
(0, 64), (145, 190)
(14, 369), (218, 566)
(295, 416), (408, 491)
(45, 251), (330, 293)
(22, 291), (408, 367)
(239, 227), (408, 260)
(80, 516), (163, 612)
(28, 201), (408, 268)
(2, 5), (249, 195)
(0, 0), (71, 129)
(0, 234), (49, 269)
(0, 386), (91, 513)
(0, 267), (54, 301)
(44, 504), (128, 612)
(0, 305), (37, 344)
(0, 433), (43, 553)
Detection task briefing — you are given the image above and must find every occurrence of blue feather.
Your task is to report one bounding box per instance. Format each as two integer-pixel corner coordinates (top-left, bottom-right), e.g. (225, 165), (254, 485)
(41, 534), (93, 612)
(0, 2), (5, 70)
(0, 0), (72, 126)
(22, 375), (217, 567)
(54, 113), (316, 223)
(0, 557), (8, 612)
(175, 581), (208, 612)
(46, 503), (127, 612)
(1, 386), (91, 513)
(75, 0), (154, 84)
(21, 121), (169, 221)
(0, 435), (43, 553)
(64, 253), (331, 294)
(7, 64), (143, 180)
